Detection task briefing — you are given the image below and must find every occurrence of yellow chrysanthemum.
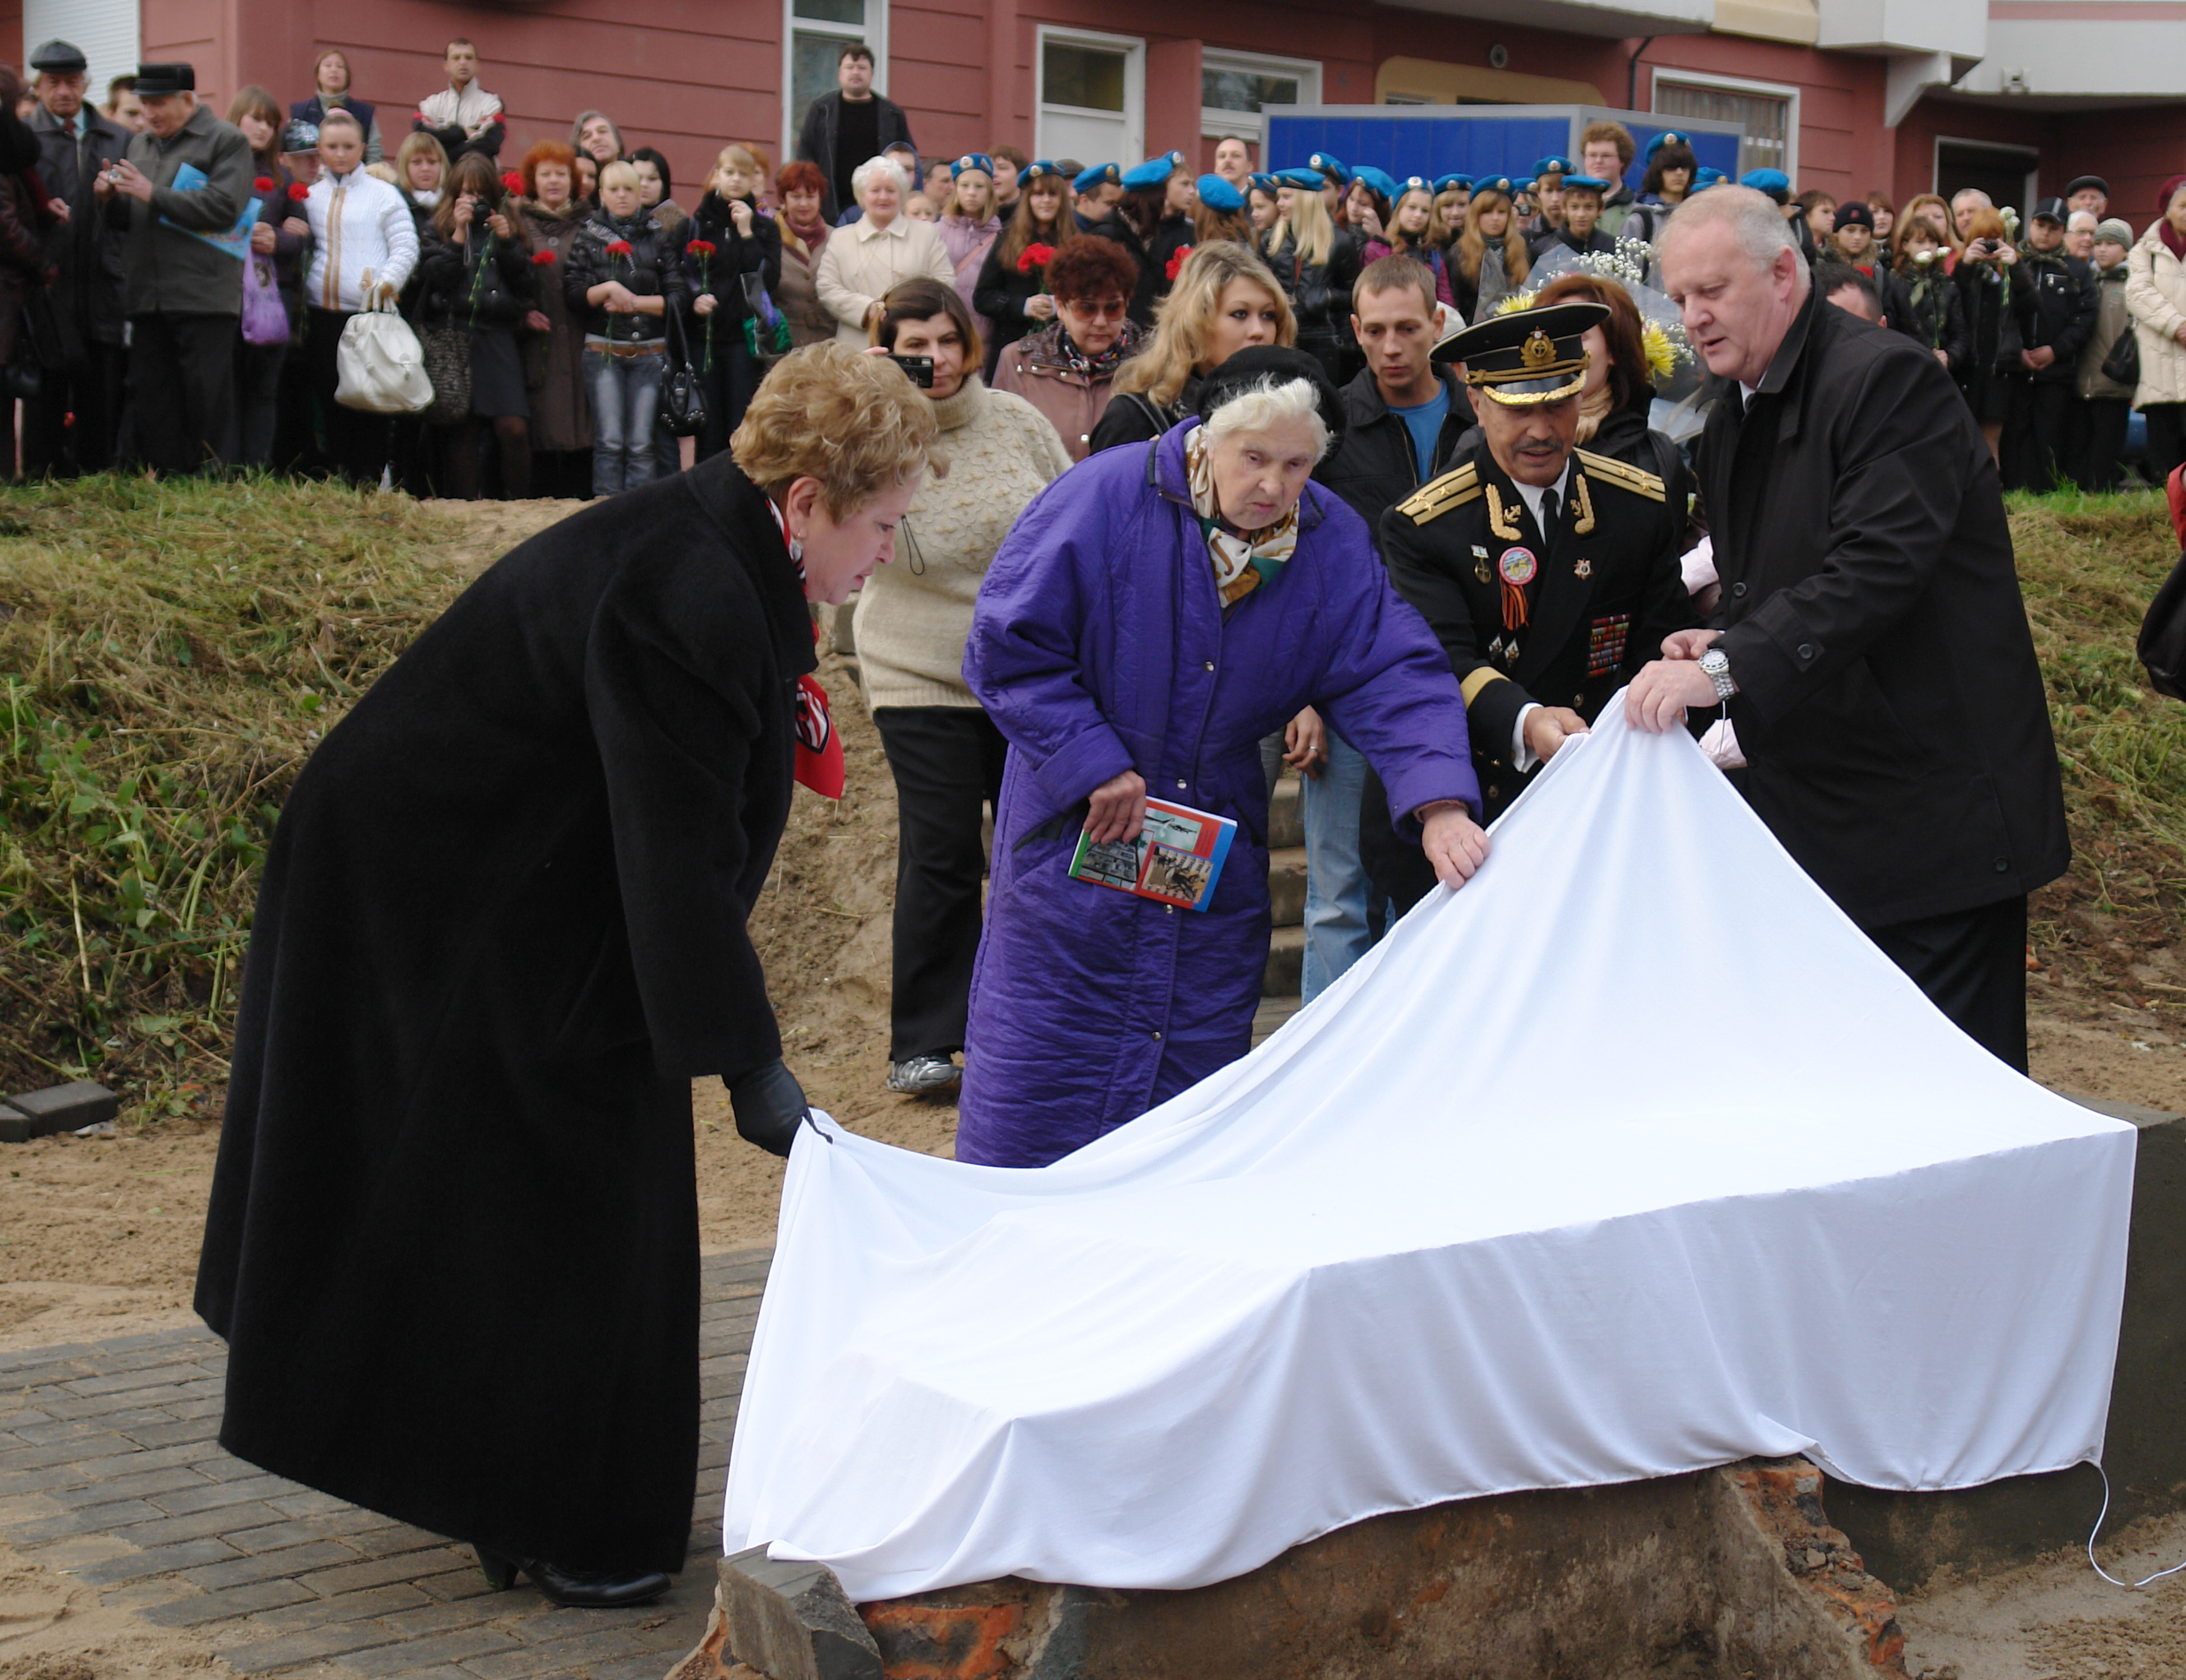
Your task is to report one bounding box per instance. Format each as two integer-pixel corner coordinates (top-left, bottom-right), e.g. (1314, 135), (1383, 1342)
(1493, 289), (1537, 316)
(1641, 321), (1678, 381)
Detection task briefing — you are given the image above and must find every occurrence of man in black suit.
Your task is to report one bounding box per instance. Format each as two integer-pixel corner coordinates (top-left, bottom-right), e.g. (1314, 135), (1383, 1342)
(1629, 187), (2069, 1072)
(796, 42), (917, 223)
(1364, 300), (1696, 911)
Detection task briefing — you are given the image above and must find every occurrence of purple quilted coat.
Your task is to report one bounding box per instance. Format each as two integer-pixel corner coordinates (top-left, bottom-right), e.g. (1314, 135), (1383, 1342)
(956, 419), (1481, 1168)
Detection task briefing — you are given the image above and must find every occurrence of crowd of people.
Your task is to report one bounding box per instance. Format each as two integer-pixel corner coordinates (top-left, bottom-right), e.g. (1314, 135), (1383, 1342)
(19, 39), (2186, 497)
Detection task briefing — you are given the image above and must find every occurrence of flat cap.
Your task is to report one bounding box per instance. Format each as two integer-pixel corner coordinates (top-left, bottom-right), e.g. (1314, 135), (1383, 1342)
(28, 39), (88, 74)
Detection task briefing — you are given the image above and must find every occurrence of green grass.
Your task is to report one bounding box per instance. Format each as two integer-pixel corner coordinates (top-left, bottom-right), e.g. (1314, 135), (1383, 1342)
(0, 475), (463, 1119)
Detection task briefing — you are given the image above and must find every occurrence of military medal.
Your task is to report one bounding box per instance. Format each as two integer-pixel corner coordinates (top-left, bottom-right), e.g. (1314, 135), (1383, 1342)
(1498, 546), (1535, 635)
(1473, 543), (1492, 583)
(1574, 557), (1592, 579)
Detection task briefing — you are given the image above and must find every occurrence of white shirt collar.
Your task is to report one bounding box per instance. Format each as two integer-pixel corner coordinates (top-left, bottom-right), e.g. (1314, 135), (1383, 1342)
(1510, 461), (1573, 535)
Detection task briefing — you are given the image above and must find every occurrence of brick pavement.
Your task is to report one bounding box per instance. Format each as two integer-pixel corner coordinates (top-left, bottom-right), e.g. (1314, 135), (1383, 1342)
(0, 1247), (772, 1679)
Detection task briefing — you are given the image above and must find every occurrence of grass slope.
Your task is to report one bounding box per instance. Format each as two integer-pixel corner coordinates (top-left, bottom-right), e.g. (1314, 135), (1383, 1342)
(0, 478), (2179, 1122)
(0, 476), (463, 1113)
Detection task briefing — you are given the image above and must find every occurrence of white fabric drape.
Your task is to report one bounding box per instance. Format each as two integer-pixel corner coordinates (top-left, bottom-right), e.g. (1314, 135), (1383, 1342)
(724, 706), (2135, 1603)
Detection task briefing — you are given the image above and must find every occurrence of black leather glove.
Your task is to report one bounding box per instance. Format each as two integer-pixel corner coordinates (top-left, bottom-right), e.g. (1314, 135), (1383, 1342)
(729, 1059), (808, 1158)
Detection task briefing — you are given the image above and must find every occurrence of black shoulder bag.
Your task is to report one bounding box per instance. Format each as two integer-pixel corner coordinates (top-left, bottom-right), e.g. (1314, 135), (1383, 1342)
(660, 301), (707, 439)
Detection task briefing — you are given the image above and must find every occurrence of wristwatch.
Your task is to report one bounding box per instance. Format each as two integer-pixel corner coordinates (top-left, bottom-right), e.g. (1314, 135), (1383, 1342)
(1698, 647), (1737, 703)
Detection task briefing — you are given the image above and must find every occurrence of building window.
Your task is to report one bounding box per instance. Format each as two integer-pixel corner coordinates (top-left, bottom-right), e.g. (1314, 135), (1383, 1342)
(784, 0), (887, 162)
(1654, 71), (1796, 181)
(1036, 27), (1144, 170)
(1201, 49), (1322, 149)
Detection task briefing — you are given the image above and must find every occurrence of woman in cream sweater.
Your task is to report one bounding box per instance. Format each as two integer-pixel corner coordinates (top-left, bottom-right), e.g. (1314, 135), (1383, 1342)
(816, 156), (956, 345)
(853, 278), (1073, 1095)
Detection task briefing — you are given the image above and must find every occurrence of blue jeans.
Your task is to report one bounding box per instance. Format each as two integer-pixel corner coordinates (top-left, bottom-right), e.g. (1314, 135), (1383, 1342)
(1299, 728), (1385, 1002)
(586, 348), (664, 496)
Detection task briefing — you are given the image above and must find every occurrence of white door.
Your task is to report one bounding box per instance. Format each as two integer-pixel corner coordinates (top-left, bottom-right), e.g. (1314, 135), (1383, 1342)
(1036, 28), (1143, 170)
(27, 0), (137, 104)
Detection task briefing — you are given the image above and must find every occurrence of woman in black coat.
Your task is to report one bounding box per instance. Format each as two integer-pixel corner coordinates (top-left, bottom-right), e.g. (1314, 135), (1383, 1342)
(418, 151), (537, 497)
(684, 144), (783, 460)
(196, 343), (938, 1610)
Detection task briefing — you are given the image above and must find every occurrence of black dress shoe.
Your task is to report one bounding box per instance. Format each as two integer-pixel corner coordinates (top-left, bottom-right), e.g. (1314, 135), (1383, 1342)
(475, 1543), (672, 1608)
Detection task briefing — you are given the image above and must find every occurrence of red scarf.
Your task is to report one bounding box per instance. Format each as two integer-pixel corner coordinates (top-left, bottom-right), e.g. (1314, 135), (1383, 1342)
(765, 497), (845, 799)
(2163, 222), (2186, 264)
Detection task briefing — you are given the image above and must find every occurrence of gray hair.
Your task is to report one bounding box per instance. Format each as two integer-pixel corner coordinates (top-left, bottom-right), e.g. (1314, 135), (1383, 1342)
(852, 155), (909, 202)
(1202, 377), (1331, 460)
(1660, 186), (1805, 285)
(1951, 187), (1992, 212)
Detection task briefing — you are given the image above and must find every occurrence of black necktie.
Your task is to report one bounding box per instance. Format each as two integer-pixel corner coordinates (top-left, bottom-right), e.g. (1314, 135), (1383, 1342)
(1539, 486), (1561, 548)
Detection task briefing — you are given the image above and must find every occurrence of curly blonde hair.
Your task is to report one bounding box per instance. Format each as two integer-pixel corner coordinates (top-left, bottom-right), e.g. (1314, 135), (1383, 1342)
(1112, 242), (1295, 410)
(731, 343), (941, 517)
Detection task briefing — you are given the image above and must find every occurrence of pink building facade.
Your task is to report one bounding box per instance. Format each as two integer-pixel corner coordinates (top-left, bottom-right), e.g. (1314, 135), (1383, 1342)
(27, 0), (2186, 229)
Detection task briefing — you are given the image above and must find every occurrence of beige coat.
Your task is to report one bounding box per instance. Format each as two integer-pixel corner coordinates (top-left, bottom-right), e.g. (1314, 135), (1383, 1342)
(2126, 223), (2186, 410)
(814, 213), (955, 345)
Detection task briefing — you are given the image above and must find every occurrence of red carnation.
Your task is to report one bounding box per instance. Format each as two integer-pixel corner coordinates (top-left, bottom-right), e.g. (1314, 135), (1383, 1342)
(287, 182), (310, 201)
(686, 239), (718, 257)
(532, 249), (558, 266)
(606, 239), (634, 257)
(254, 176), (274, 193)
(502, 171), (525, 195)
(1166, 245), (1194, 281)
(1018, 242), (1055, 275)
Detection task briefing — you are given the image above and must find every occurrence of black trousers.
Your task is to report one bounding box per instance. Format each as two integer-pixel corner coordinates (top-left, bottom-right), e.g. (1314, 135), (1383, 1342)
(1999, 374), (2073, 492)
(2068, 395), (2130, 492)
(2146, 403), (2186, 488)
(130, 312), (237, 474)
(1865, 895), (2029, 1074)
(873, 707), (1008, 1062)
(306, 309), (394, 485)
(24, 340), (126, 477)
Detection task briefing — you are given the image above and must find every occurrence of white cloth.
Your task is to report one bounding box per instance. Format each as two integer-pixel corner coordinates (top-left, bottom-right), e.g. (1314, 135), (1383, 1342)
(304, 168), (418, 313)
(416, 82), (502, 137)
(724, 706), (2135, 1603)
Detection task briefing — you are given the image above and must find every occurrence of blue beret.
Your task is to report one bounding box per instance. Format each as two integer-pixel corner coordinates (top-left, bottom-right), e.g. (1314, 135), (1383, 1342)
(1248, 172), (1278, 193)
(1644, 130), (1690, 160)
(1433, 173), (1473, 193)
(1073, 162), (1120, 193)
(1020, 160), (1063, 184)
(1691, 167), (1726, 192)
(950, 152), (994, 179)
(1397, 175), (1431, 195)
(1740, 168), (1791, 201)
(1275, 167), (1323, 191)
(1196, 173), (1245, 213)
(1308, 152), (1349, 184)
(1120, 154), (1181, 192)
(1353, 165), (1400, 201)
(1532, 155), (1574, 178)
(1472, 175), (1514, 198)
(1561, 174), (1612, 194)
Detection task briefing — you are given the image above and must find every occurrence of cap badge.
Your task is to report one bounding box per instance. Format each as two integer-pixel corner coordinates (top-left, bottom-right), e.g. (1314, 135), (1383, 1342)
(1521, 329), (1555, 369)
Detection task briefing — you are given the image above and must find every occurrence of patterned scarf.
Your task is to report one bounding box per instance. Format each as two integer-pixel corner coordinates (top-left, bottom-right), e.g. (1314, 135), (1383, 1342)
(1184, 426), (1300, 607)
(1058, 326), (1130, 380)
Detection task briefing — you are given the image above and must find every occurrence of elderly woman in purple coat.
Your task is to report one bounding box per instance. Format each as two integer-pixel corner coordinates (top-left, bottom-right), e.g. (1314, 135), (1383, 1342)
(958, 346), (1488, 1168)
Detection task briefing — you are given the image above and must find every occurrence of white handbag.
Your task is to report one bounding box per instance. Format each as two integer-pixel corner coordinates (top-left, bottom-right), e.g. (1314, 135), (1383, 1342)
(335, 278), (433, 414)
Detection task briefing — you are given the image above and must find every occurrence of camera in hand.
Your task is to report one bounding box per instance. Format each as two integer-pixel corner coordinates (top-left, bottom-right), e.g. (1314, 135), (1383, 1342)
(889, 355), (935, 389)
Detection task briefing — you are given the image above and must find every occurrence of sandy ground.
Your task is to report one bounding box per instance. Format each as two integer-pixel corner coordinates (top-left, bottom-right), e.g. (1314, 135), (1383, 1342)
(6, 496), (2186, 1675)
(1900, 1510), (2186, 1678)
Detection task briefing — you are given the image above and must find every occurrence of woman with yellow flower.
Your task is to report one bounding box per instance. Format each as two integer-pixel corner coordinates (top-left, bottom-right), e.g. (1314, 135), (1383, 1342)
(1527, 270), (1690, 500)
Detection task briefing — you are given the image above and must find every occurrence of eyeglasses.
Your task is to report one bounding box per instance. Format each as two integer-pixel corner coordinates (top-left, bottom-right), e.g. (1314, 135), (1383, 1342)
(1063, 298), (1128, 321)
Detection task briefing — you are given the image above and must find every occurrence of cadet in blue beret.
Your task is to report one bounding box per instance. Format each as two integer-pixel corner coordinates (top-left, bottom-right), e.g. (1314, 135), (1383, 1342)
(1120, 152), (1196, 321)
(1197, 173), (1245, 215)
(1740, 168), (1790, 204)
(1119, 153), (1180, 193)
(1275, 166), (1323, 191)
(951, 152), (994, 180)
(1525, 157), (1573, 242)
(1073, 161), (1123, 234)
(1433, 173), (1473, 195)
(1020, 160), (1063, 185)
(1073, 161), (1120, 196)
(1626, 133), (1699, 243)
(1533, 174), (1617, 260)
(1307, 151), (1349, 215)
(1343, 166), (1396, 246)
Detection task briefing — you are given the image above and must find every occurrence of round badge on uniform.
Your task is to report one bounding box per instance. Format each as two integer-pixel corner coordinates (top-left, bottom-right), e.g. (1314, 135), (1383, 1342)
(1498, 547), (1537, 586)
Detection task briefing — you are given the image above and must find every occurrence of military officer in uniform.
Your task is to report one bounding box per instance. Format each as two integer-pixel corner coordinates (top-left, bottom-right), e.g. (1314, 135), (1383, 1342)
(1362, 301), (1697, 910)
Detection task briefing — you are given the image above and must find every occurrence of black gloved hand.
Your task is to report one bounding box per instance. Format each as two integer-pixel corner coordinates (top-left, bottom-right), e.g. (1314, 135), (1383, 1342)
(729, 1059), (808, 1158)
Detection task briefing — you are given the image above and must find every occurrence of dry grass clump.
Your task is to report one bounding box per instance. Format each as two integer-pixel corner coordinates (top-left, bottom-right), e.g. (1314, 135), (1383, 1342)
(2009, 486), (2186, 996)
(0, 475), (464, 1117)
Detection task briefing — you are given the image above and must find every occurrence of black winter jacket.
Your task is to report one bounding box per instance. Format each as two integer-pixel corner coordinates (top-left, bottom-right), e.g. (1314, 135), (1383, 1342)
(564, 207), (689, 344)
(973, 230), (1066, 372)
(418, 213), (536, 329)
(32, 102), (129, 351)
(2006, 245), (2096, 382)
(1316, 366), (1475, 532)
(795, 90), (916, 223)
(683, 191), (781, 330)
(1893, 263), (1971, 373)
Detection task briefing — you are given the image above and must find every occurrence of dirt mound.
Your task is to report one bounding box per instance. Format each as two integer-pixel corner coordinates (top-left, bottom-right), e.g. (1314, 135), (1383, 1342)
(416, 496), (591, 577)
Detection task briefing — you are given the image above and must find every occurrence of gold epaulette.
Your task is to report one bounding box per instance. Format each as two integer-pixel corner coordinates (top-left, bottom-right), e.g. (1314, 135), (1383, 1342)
(1394, 462), (1483, 525)
(1574, 449), (1667, 503)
